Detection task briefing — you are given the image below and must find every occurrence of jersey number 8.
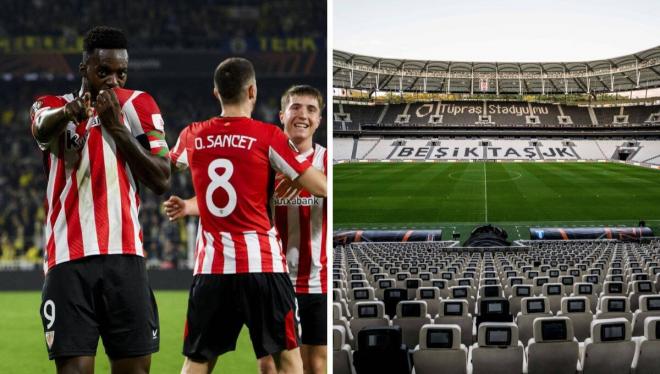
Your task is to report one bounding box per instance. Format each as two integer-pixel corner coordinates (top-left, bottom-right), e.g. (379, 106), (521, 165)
(206, 159), (237, 217)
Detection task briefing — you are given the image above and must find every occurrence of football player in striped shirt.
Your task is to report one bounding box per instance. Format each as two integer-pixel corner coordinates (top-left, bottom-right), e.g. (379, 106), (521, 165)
(166, 85), (329, 374)
(31, 26), (170, 373)
(166, 58), (326, 374)
(260, 85), (327, 374)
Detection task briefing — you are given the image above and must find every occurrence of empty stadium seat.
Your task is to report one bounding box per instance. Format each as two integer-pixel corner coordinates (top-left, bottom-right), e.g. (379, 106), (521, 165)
(416, 287), (441, 316)
(508, 285), (532, 317)
(631, 317), (660, 374)
(392, 301), (433, 348)
(628, 280), (656, 312)
(557, 296), (593, 342)
(526, 317), (580, 374)
(596, 296), (633, 322)
(632, 295), (660, 336)
(334, 302), (355, 346)
(516, 297), (552, 346)
(412, 324), (467, 374)
(353, 326), (411, 374)
(435, 299), (474, 346)
(383, 288), (408, 319)
(467, 322), (525, 374)
(348, 287), (376, 312)
(581, 318), (635, 374)
(350, 301), (390, 348)
(541, 283), (564, 313)
(333, 326), (356, 374)
(571, 282), (598, 313)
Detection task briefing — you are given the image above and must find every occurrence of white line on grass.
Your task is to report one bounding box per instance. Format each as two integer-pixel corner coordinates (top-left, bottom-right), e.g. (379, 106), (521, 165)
(483, 162), (488, 222)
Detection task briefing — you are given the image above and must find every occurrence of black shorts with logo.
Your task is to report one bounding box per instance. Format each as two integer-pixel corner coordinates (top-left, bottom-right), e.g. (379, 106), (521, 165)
(40, 255), (159, 360)
(183, 273), (300, 360)
(296, 293), (327, 345)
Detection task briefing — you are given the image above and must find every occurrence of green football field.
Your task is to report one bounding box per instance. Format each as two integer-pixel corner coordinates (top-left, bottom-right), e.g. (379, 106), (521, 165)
(334, 162), (660, 241)
(0, 291), (258, 373)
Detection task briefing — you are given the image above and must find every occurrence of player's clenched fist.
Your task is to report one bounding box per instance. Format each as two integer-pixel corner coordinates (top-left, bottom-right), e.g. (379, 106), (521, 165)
(63, 92), (93, 123)
(95, 89), (123, 130)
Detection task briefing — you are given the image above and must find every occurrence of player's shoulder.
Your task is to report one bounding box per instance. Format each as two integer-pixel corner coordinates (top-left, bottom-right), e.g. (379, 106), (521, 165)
(114, 87), (158, 107)
(30, 94), (72, 119)
(32, 94), (70, 108)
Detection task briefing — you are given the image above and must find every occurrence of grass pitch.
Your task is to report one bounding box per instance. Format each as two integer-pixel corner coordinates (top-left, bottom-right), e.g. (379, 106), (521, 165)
(334, 162), (660, 241)
(0, 291), (258, 373)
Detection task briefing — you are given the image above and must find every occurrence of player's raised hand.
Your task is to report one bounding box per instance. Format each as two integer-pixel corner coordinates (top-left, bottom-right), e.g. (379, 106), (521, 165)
(63, 92), (93, 124)
(95, 89), (122, 130)
(274, 174), (302, 199)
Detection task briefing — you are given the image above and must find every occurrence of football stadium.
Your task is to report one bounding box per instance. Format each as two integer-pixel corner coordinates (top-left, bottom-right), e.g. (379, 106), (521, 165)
(0, 1), (326, 373)
(332, 21), (660, 374)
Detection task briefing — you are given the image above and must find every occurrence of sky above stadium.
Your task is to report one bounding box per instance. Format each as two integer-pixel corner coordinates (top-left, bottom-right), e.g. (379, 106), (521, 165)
(333, 0), (660, 62)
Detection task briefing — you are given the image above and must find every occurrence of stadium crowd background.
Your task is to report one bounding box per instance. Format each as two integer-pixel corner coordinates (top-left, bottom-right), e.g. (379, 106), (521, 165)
(0, 0), (327, 270)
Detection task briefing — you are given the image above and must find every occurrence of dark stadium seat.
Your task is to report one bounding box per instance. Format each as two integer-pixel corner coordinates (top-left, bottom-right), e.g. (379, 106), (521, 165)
(353, 326), (412, 374)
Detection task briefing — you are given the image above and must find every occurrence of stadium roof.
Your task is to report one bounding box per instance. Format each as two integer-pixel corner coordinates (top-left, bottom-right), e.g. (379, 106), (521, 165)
(333, 46), (660, 95)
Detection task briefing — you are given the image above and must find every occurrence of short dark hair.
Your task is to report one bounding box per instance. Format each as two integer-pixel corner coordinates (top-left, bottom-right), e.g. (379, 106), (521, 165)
(214, 57), (256, 105)
(280, 85), (324, 111)
(83, 26), (128, 59)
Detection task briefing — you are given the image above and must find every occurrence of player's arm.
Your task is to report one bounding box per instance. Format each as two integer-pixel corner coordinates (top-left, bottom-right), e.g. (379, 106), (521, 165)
(294, 166), (327, 198)
(32, 93), (92, 145)
(95, 89), (171, 195)
(163, 196), (199, 220)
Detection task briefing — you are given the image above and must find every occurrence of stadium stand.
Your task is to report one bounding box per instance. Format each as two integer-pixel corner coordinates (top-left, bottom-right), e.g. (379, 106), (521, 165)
(333, 239), (660, 373)
(333, 101), (660, 129)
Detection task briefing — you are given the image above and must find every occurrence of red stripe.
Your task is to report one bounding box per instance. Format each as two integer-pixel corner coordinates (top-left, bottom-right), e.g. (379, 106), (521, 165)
(320, 197), (327, 293)
(275, 206), (288, 250)
(234, 234), (249, 273)
(210, 231), (224, 273)
(259, 232), (273, 272)
(116, 157), (135, 254)
(275, 207), (289, 272)
(284, 309), (298, 350)
(88, 127), (109, 253)
(296, 205), (312, 293)
(64, 170), (84, 260)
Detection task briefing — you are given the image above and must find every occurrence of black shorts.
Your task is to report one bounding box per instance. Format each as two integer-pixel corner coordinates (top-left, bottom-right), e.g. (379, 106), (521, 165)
(296, 293), (327, 345)
(40, 255), (159, 360)
(183, 273), (300, 360)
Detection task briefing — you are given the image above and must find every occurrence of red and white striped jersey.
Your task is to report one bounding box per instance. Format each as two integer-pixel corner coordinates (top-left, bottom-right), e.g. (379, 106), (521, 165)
(273, 144), (327, 294)
(30, 88), (168, 273)
(169, 117), (312, 275)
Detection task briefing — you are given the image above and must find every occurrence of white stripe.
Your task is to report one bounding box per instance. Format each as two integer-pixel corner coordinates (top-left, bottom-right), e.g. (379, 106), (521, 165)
(76, 140), (99, 256)
(269, 227), (285, 273)
(101, 127), (123, 254)
(287, 207), (300, 282)
(43, 154), (57, 261)
(53, 168), (74, 264)
(202, 231), (215, 274)
(244, 231), (262, 273)
(121, 91), (144, 135)
(269, 146), (300, 180)
(308, 198), (325, 293)
(127, 172), (143, 256)
(221, 232), (236, 274)
(312, 145), (326, 172)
